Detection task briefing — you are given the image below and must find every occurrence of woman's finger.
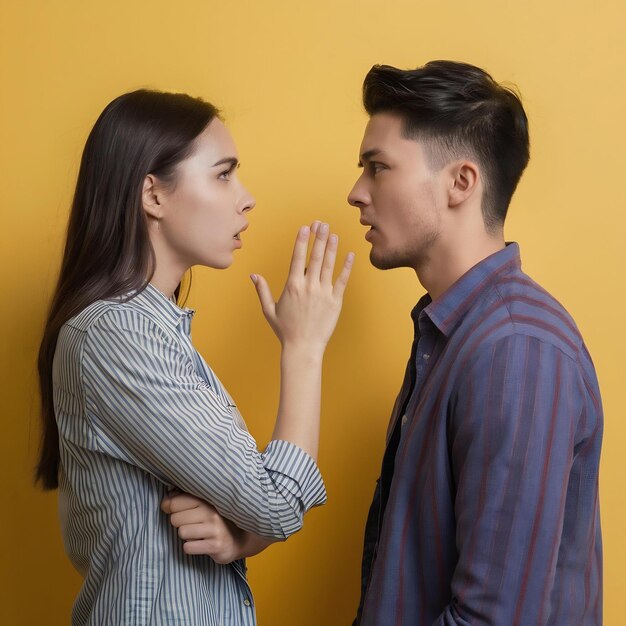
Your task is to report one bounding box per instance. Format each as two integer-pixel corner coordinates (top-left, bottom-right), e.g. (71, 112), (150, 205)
(250, 274), (276, 322)
(306, 222), (329, 281)
(182, 539), (215, 556)
(286, 225), (311, 281)
(332, 252), (355, 299)
(178, 522), (216, 541)
(320, 233), (339, 285)
(170, 507), (216, 528)
(165, 494), (203, 514)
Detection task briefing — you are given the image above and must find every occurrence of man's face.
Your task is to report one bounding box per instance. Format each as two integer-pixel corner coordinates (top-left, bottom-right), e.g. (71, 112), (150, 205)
(347, 113), (446, 271)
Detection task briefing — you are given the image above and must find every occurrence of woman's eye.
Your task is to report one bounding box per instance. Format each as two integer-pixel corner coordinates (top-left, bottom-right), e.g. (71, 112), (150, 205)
(218, 163), (239, 180)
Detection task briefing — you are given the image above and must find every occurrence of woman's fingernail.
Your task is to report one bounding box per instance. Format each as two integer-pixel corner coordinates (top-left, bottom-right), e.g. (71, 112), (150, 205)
(320, 223), (329, 234)
(250, 274), (258, 284)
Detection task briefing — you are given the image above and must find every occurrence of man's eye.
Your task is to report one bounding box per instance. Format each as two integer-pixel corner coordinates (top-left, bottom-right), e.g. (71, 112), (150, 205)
(369, 162), (386, 175)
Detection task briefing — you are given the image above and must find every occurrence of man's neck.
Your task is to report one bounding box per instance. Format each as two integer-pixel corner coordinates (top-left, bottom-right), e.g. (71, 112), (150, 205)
(415, 231), (506, 302)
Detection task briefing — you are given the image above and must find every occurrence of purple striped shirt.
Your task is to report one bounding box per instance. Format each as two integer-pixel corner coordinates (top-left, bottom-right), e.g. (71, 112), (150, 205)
(355, 243), (603, 625)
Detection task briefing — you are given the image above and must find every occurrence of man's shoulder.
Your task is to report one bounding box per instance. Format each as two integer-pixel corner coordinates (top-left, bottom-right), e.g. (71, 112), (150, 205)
(472, 269), (585, 362)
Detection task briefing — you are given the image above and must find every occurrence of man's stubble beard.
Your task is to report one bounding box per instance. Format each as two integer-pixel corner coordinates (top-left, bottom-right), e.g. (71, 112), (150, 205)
(369, 224), (440, 271)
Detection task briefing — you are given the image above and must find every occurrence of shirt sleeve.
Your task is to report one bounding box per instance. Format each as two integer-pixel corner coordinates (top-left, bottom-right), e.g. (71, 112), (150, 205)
(433, 333), (584, 625)
(81, 307), (326, 540)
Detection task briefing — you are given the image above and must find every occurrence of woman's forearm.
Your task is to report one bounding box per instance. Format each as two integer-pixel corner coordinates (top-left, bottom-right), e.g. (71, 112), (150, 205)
(252, 222), (353, 463)
(272, 343), (324, 461)
(238, 530), (283, 559)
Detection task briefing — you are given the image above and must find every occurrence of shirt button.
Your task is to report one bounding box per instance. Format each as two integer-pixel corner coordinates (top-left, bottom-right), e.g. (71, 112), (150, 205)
(401, 414), (408, 426)
(243, 599), (251, 607)
(423, 353), (430, 360)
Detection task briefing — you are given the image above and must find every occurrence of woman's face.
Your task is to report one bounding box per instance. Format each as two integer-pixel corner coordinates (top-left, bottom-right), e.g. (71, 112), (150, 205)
(151, 118), (255, 271)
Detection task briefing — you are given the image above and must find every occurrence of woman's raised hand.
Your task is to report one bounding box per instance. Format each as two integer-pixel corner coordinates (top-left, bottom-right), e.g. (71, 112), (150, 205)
(251, 221), (354, 355)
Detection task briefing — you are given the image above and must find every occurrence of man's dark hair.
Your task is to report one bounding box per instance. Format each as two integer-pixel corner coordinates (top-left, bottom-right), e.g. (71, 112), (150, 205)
(363, 61), (530, 230)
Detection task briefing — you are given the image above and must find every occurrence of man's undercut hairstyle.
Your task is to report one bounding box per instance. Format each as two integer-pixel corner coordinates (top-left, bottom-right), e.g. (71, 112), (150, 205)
(363, 61), (530, 231)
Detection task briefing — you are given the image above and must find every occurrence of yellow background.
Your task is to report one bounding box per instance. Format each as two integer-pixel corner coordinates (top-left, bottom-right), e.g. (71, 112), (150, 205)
(1, 0), (624, 623)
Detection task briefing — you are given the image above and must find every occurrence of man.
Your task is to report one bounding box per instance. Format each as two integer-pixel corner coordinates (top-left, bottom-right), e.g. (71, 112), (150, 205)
(348, 61), (603, 625)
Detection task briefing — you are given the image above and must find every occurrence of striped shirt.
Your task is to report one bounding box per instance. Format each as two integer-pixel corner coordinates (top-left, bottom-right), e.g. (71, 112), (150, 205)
(53, 282), (326, 625)
(355, 243), (603, 625)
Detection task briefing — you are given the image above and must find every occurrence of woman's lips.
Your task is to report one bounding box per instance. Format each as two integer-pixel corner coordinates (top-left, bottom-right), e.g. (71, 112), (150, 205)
(233, 224), (248, 248)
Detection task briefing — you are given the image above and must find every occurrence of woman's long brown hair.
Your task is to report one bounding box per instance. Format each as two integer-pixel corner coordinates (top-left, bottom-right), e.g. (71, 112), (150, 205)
(36, 89), (218, 489)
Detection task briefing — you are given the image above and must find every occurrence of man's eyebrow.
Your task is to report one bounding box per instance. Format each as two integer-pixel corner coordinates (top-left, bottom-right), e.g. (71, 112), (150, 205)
(358, 148), (382, 167)
(212, 157), (239, 168)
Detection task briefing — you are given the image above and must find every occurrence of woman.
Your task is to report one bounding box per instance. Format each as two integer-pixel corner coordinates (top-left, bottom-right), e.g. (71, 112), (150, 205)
(36, 89), (354, 625)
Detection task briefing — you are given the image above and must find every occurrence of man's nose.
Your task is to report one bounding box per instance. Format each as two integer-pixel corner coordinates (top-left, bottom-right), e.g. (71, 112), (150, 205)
(347, 179), (368, 208)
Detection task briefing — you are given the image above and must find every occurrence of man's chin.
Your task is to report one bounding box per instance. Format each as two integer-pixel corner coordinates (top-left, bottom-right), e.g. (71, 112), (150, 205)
(370, 248), (405, 271)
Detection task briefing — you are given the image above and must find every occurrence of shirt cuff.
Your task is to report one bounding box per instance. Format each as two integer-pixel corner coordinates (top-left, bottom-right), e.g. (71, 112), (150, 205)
(262, 439), (327, 512)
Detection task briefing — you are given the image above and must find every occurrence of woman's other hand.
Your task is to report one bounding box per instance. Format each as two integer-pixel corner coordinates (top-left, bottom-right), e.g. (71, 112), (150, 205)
(161, 492), (244, 564)
(161, 492), (278, 563)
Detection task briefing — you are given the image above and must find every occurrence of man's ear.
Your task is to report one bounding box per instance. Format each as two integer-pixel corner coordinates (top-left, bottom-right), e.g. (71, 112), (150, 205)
(448, 160), (480, 208)
(142, 174), (164, 220)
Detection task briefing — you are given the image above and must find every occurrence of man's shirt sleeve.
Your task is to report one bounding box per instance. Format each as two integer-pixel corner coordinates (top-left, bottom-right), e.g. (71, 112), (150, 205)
(80, 308), (326, 540)
(434, 333), (585, 625)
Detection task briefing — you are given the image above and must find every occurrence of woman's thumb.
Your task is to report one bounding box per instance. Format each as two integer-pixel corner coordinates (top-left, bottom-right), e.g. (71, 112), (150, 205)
(250, 274), (275, 318)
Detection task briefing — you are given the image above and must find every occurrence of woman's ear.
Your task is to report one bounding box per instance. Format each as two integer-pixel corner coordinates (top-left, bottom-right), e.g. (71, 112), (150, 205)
(448, 160), (480, 208)
(142, 174), (164, 220)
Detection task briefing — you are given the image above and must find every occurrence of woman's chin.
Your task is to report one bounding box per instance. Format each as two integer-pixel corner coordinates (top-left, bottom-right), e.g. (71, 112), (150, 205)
(201, 254), (234, 270)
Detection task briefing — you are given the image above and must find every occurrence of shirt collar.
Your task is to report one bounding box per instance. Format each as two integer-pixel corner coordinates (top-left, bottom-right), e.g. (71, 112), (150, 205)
(134, 282), (196, 334)
(420, 242), (521, 338)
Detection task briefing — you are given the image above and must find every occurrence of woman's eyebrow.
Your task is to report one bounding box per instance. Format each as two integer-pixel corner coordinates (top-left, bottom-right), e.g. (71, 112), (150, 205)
(212, 157), (239, 168)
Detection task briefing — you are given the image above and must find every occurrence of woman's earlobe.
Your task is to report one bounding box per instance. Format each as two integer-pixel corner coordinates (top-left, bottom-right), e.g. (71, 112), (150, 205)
(142, 174), (164, 220)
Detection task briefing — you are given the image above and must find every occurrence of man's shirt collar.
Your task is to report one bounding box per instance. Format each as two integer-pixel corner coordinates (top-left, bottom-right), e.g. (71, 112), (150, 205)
(416, 242), (522, 338)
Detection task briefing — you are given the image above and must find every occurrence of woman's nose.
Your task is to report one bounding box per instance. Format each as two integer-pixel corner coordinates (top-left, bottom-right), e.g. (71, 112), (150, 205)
(240, 186), (256, 213)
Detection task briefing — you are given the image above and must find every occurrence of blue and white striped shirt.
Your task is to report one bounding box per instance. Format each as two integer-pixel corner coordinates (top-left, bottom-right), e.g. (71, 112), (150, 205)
(53, 282), (327, 625)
